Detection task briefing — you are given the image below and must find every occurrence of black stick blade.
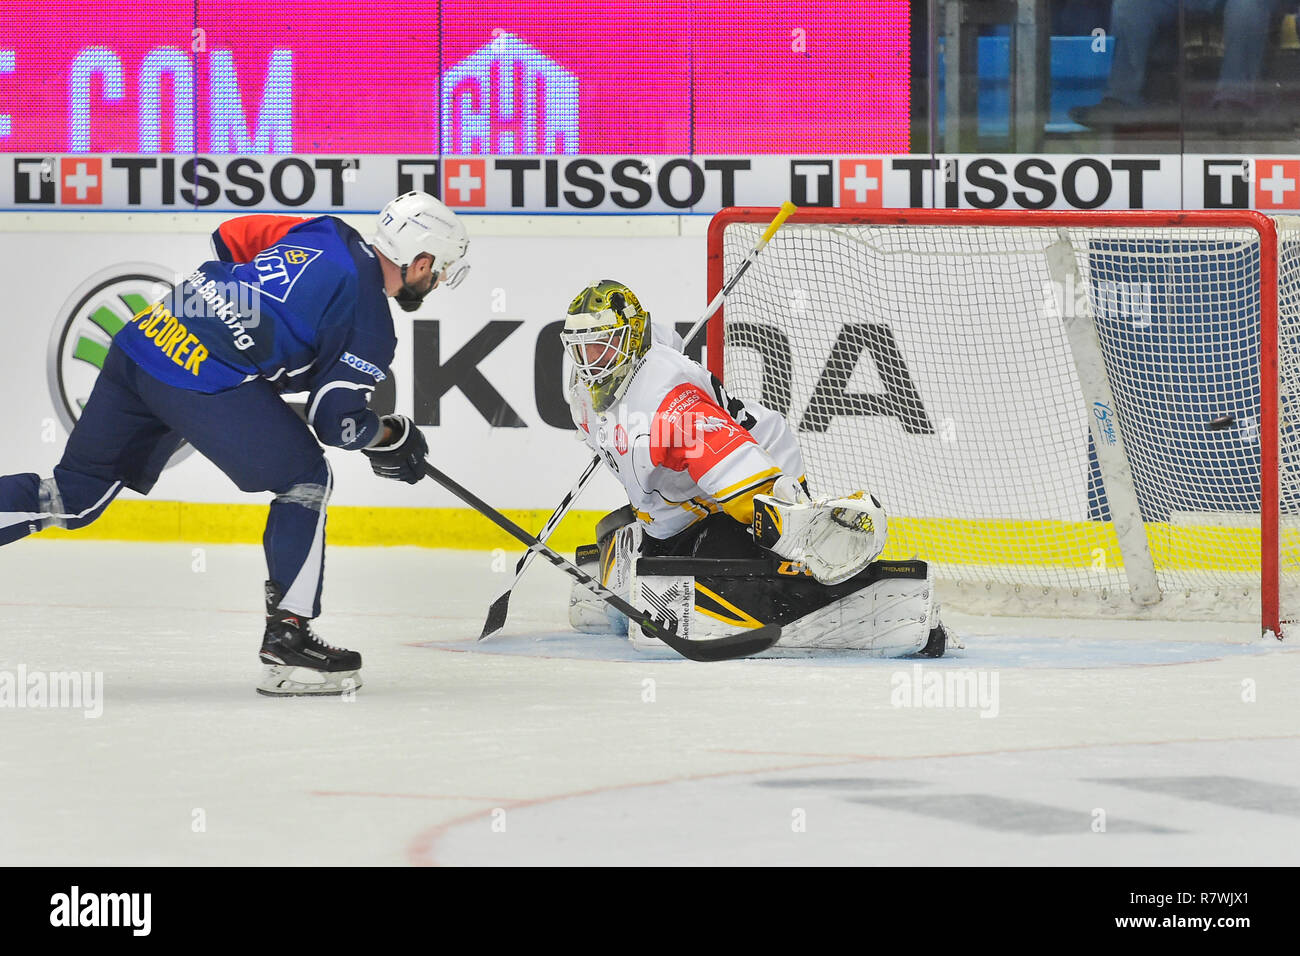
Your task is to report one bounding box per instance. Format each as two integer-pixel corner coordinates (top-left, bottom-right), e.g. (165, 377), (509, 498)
(479, 592), (512, 641)
(653, 623), (782, 662)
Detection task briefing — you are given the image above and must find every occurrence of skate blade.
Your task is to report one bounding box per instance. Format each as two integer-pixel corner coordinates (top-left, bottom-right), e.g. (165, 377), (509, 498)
(257, 664), (362, 697)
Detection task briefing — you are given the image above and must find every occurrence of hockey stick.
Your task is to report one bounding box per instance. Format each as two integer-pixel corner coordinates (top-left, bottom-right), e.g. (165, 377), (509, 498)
(422, 461), (781, 662)
(478, 452), (601, 640)
(680, 200), (798, 352)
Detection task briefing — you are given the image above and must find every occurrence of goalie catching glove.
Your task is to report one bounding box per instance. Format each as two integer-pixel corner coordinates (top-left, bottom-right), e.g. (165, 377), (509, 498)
(361, 414), (428, 484)
(752, 475), (888, 585)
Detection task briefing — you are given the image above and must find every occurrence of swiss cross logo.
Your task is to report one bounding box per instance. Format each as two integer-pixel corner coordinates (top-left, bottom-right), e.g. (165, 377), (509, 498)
(442, 32), (579, 154)
(838, 159), (882, 208)
(60, 158), (103, 204)
(1255, 160), (1299, 210)
(443, 159), (486, 207)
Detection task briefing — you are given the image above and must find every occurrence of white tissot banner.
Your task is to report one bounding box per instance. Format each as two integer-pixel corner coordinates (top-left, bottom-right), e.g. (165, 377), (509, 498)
(1, 154), (1297, 214)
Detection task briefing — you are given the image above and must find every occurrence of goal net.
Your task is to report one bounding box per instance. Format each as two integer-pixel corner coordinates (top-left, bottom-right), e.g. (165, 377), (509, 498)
(708, 209), (1300, 636)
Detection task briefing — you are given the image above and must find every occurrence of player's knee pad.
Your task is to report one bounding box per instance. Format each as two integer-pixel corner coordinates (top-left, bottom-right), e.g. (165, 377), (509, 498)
(570, 507), (639, 635)
(270, 460), (332, 513)
(43, 471), (121, 531)
(630, 556), (942, 658)
(40, 477), (68, 528)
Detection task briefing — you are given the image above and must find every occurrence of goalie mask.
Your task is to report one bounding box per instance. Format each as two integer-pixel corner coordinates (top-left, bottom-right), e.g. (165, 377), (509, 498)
(562, 280), (652, 413)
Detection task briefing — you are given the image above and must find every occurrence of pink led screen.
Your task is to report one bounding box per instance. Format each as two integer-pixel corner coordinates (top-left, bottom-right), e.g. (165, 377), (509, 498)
(0, 1), (911, 154)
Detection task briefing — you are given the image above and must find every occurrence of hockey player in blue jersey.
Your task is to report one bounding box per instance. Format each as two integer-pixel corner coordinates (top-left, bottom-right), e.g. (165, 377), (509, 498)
(0, 191), (467, 696)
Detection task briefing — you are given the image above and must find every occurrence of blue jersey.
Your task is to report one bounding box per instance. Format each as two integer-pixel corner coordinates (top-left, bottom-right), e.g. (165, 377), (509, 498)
(114, 215), (395, 450)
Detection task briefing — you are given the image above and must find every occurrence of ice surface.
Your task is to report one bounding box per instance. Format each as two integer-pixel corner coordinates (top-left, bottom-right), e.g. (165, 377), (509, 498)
(1, 540), (1297, 866)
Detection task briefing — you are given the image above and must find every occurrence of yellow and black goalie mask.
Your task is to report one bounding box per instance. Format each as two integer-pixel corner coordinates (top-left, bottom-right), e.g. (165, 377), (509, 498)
(562, 280), (652, 413)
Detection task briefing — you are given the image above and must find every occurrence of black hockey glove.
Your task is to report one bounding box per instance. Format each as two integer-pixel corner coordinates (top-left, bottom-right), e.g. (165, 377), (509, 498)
(361, 414), (428, 484)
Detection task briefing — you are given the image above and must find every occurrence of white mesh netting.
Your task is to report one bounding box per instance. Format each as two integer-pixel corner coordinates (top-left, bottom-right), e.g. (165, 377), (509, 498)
(716, 214), (1300, 626)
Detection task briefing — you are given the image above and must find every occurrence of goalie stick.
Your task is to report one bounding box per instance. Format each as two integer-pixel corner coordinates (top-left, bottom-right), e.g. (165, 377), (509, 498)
(680, 199), (797, 351)
(478, 453), (601, 640)
(422, 461), (781, 662)
(473, 202), (801, 640)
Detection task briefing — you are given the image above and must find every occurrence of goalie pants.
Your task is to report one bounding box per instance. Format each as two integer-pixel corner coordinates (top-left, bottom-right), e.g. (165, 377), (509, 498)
(0, 344), (332, 617)
(640, 512), (766, 560)
(640, 480), (808, 560)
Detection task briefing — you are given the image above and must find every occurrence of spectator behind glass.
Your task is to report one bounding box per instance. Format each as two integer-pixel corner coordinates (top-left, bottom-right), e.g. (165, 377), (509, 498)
(1054, 0), (1112, 34)
(1070, 0), (1284, 132)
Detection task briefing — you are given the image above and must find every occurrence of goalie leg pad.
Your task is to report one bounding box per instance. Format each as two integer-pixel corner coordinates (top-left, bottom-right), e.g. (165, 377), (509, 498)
(569, 510), (639, 635)
(775, 573), (933, 656)
(630, 557), (943, 658)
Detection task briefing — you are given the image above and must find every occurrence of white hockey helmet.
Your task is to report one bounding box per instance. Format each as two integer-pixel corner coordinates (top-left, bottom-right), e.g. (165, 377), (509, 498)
(372, 191), (470, 286)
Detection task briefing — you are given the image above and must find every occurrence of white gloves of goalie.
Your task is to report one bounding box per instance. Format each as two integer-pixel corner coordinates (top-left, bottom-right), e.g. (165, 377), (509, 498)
(752, 475), (888, 586)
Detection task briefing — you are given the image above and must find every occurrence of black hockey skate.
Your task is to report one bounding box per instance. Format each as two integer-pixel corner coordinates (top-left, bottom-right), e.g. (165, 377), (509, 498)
(257, 581), (362, 697)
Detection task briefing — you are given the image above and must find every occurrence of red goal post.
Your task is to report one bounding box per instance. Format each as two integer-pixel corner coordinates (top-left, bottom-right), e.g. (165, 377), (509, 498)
(706, 207), (1291, 636)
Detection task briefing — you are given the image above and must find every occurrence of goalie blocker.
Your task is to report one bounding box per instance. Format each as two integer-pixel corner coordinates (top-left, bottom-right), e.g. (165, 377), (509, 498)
(571, 508), (955, 658)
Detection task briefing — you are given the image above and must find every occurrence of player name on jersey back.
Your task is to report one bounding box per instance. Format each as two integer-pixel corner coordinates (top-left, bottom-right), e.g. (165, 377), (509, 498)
(124, 301), (211, 377)
(114, 263), (270, 393)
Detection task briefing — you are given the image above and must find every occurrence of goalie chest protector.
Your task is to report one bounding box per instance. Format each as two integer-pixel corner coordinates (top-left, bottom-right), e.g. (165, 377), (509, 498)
(569, 344), (803, 539)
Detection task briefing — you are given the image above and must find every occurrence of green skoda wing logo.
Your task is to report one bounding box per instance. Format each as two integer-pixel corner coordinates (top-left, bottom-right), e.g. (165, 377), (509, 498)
(48, 263), (193, 465)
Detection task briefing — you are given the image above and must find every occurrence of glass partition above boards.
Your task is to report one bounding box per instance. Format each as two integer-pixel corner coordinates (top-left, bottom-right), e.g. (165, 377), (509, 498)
(915, 0), (1299, 155)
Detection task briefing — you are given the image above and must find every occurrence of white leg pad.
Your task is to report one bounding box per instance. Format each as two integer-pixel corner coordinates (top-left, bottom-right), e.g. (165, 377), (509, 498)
(775, 574), (934, 657)
(568, 523), (637, 635)
(630, 566), (938, 658)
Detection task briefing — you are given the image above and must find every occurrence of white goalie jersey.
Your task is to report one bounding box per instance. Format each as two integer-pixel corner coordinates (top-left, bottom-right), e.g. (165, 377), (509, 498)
(569, 341), (805, 541)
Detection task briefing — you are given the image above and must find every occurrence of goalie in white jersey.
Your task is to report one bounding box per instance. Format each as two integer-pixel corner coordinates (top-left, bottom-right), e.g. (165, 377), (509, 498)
(562, 280), (953, 658)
